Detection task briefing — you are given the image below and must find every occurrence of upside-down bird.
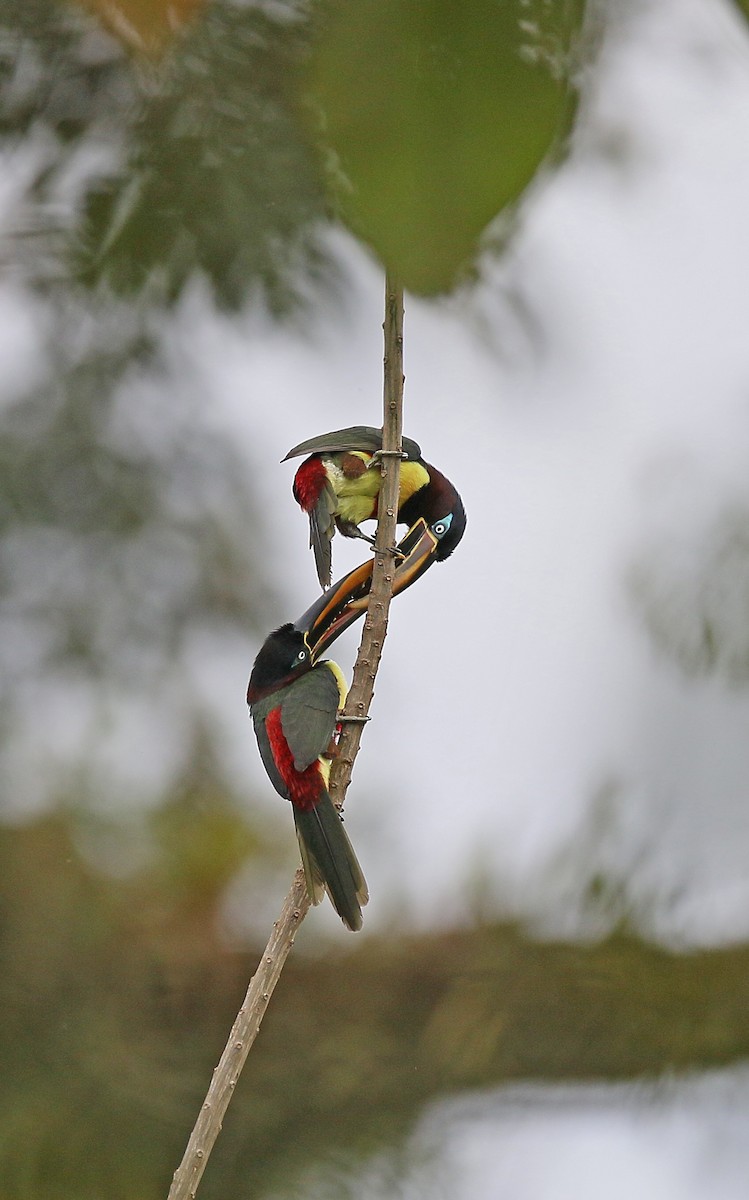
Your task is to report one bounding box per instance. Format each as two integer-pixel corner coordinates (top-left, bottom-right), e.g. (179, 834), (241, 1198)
(247, 622), (368, 931)
(283, 425), (467, 588)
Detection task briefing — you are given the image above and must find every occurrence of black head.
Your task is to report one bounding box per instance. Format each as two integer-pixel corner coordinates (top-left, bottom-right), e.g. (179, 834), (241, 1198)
(399, 463), (466, 561)
(247, 623), (312, 703)
(431, 486), (467, 561)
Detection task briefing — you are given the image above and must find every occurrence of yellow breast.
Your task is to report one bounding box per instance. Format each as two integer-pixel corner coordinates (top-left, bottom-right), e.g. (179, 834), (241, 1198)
(325, 453), (380, 525)
(324, 659), (348, 708)
(328, 454), (429, 525)
(399, 461), (430, 504)
(317, 659), (348, 784)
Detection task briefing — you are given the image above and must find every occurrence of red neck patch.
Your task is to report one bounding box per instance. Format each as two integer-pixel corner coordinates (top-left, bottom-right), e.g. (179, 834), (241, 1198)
(293, 456), (329, 513)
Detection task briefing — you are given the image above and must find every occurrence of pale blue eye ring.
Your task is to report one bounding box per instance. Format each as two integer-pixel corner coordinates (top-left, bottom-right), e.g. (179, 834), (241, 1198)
(432, 512), (453, 537)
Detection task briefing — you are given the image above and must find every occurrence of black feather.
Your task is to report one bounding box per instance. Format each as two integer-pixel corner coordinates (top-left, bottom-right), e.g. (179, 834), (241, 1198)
(294, 795), (368, 931)
(283, 425), (422, 463)
(309, 479), (338, 589)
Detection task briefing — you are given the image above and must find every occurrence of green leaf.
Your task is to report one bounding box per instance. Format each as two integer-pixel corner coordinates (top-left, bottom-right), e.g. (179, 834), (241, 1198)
(307, 0), (588, 294)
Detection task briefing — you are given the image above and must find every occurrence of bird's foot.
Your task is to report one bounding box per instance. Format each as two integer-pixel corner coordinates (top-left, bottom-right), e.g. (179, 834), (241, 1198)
(375, 543), (407, 561)
(367, 448), (409, 468)
(322, 736), (340, 760)
(336, 519), (376, 545)
(335, 520), (405, 560)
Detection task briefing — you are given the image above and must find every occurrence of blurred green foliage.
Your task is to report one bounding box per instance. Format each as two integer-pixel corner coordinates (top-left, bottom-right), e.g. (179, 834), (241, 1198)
(0, 0), (334, 311)
(2, 4), (317, 309)
(307, 0), (588, 293)
(0, 298), (276, 828)
(80, 4), (335, 310)
(0, 0), (590, 306)
(627, 503), (749, 685)
(2, 816), (749, 1199)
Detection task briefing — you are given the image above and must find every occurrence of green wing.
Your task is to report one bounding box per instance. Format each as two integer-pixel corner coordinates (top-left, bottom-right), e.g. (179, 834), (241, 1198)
(280, 666), (340, 772)
(283, 425), (422, 463)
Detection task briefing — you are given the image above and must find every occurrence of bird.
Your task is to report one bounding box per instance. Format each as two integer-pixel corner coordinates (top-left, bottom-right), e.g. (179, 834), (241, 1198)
(294, 510), (458, 660)
(247, 622), (368, 931)
(283, 425), (467, 588)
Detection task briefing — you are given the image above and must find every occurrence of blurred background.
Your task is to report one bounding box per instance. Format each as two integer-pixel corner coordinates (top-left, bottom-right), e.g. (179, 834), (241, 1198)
(3, 0), (749, 1196)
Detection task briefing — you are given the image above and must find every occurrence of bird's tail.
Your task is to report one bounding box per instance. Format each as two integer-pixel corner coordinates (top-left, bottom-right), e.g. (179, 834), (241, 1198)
(293, 793), (369, 931)
(309, 483), (337, 590)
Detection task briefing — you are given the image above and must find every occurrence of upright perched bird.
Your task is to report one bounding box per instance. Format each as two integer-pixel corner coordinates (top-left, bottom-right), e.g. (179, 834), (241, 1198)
(284, 425), (467, 588)
(247, 623), (368, 931)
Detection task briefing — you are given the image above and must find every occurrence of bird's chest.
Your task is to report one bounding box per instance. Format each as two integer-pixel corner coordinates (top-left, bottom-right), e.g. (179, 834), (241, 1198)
(325, 453), (380, 523)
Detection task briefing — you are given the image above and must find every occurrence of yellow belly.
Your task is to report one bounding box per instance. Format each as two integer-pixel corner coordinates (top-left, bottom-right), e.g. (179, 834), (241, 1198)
(327, 455), (429, 525)
(398, 461), (430, 505)
(318, 660), (348, 786)
(325, 659), (348, 708)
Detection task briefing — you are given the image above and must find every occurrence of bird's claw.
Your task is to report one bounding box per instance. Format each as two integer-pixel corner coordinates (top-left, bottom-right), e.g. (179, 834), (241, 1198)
(376, 543), (407, 561)
(336, 519), (376, 545)
(367, 448), (409, 468)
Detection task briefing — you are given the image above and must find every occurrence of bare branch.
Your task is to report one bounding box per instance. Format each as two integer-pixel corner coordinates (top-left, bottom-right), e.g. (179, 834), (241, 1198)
(167, 274), (404, 1199)
(329, 273), (404, 805)
(167, 873), (310, 1198)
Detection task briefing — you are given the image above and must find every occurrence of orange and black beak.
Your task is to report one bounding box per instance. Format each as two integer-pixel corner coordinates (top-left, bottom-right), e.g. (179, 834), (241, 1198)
(296, 518), (441, 661)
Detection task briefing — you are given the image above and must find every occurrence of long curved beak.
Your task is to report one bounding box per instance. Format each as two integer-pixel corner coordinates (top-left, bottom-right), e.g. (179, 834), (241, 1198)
(295, 518), (439, 660)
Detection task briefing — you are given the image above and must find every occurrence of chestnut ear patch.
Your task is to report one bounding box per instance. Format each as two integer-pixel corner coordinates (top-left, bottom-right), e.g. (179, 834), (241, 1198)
(341, 453), (368, 479)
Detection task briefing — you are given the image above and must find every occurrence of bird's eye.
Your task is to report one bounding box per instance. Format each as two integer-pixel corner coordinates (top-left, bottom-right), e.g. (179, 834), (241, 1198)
(296, 649), (307, 661)
(431, 512), (453, 538)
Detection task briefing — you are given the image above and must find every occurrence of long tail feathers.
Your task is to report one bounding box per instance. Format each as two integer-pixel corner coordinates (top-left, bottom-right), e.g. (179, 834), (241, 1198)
(310, 479), (338, 589)
(293, 794), (369, 931)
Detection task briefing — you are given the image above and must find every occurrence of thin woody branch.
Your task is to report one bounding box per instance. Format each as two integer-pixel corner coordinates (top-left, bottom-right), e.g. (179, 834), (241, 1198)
(329, 274), (404, 806)
(167, 873), (310, 1200)
(166, 274), (404, 1200)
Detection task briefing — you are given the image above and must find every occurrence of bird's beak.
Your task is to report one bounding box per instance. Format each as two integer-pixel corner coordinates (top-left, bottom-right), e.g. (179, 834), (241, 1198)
(295, 518), (440, 660)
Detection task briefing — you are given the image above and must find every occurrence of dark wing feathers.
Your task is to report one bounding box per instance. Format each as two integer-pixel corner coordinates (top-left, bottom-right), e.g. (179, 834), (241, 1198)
(280, 667), (340, 772)
(252, 710), (288, 798)
(293, 797), (368, 930)
(284, 426), (422, 463)
(310, 477), (338, 588)
(294, 817), (326, 907)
